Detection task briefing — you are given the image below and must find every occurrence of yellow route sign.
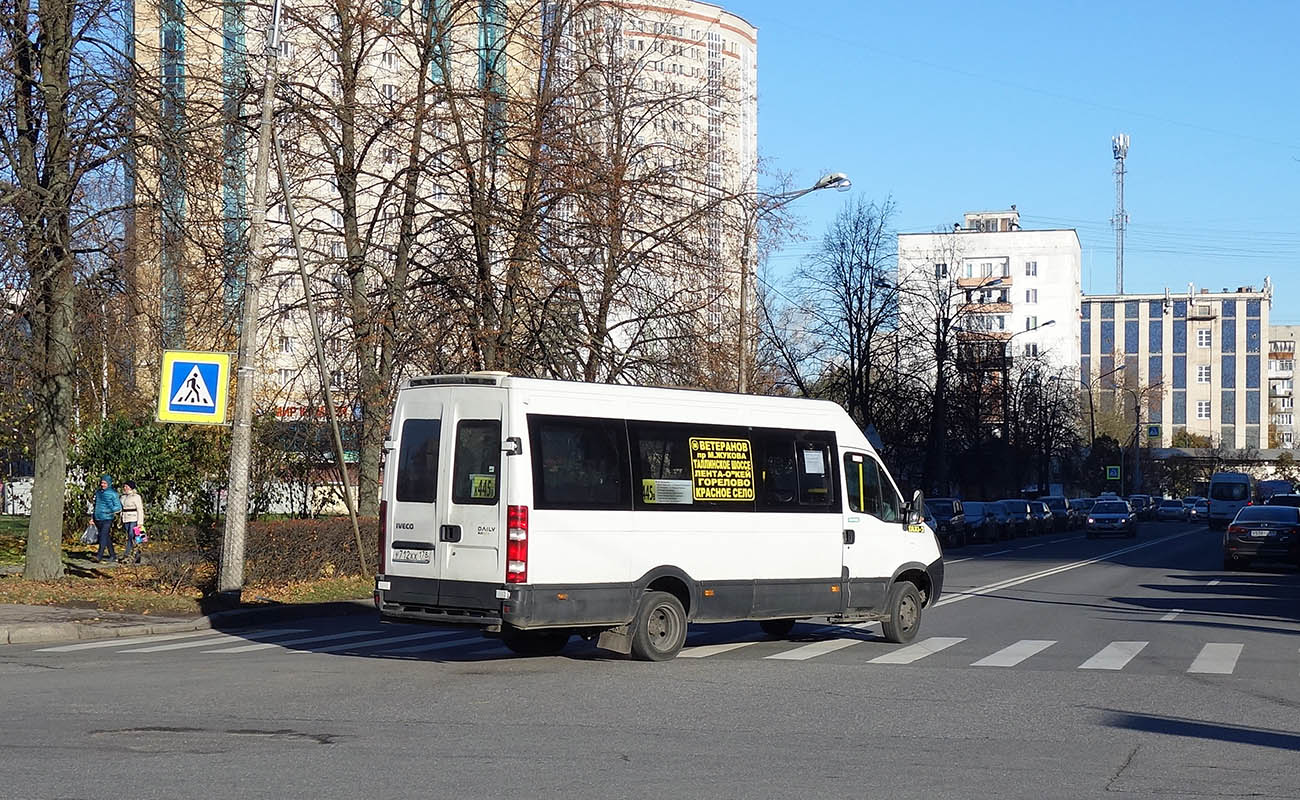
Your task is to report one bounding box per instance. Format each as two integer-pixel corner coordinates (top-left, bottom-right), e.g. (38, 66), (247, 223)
(689, 437), (755, 501)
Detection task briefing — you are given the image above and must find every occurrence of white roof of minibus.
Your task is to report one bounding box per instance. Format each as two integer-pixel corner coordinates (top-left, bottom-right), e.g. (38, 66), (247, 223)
(401, 373), (874, 453)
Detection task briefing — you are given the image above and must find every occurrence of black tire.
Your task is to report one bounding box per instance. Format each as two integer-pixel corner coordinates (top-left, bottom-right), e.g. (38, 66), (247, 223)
(881, 581), (922, 644)
(759, 619), (797, 638)
(500, 625), (570, 657)
(629, 591), (688, 661)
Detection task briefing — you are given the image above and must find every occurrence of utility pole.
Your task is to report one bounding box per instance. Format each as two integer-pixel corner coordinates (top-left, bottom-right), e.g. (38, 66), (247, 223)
(218, 0), (282, 602)
(1111, 133), (1129, 294)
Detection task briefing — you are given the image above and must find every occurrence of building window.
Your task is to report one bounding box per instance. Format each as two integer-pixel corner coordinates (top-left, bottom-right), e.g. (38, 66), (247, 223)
(1275, 359), (1296, 372)
(1196, 328), (1212, 348)
(1023, 343), (1039, 357)
(1285, 432), (1294, 447)
(1197, 365), (1210, 384)
(1026, 316), (1037, 331)
(279, 335), (294, 354)
(1025, 288), (1037, 304)
(934, 263), (948, 279)
(1196, 400), (1211, 420)
(278, 368), (294, 387)
(1282, 397), (1295, 409)
(382, 50), (396, 68)
(381, 83), (397, 101)
(1024, 261), (1037, 276)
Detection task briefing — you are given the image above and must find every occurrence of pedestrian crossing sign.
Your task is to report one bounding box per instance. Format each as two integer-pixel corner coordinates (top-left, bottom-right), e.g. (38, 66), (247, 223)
(157, 350), (232, 425)
(1106, 465), (1121, 481)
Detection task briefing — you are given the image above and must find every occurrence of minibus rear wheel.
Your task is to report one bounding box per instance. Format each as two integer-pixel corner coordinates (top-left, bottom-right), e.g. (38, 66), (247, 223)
(881, 581), (922, 644)
(630, 591), (687, 661)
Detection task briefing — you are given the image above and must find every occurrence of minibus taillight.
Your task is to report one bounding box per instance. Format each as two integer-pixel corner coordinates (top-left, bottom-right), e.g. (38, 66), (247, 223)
(506, 505), (528, 584)
(378, 499), (388, 575)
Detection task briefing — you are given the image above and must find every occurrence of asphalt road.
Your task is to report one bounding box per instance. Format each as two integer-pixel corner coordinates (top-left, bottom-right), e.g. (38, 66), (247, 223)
(2, 520), (1297, 800)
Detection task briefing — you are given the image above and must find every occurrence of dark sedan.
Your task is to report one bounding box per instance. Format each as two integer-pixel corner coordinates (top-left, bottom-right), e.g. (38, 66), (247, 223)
(997, 499), (1033, 538)
(1223, 505), (1300, 569)
(1086, 500), (1136, 538)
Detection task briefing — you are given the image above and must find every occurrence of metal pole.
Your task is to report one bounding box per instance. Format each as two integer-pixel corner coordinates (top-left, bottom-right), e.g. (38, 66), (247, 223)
(218, 0), (282, 602)
(272, 133), (369, 576)
(737, 213), (752, 393)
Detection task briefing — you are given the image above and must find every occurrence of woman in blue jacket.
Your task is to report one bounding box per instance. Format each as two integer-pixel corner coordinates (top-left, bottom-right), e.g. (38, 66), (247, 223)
(92, 475), (122, 563)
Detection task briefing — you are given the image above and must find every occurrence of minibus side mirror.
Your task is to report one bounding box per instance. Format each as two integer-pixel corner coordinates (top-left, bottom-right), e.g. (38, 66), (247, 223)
(906, 490), (925, 526)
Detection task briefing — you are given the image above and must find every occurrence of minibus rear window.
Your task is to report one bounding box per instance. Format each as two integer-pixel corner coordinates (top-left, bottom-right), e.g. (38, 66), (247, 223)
(396, 419), (441, 503)
(452, 420), (502, 505)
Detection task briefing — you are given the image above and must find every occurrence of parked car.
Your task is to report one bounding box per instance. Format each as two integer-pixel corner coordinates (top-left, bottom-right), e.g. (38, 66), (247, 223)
(997, 499), (1033, 538)
(1223, 505), (1300, 570)
(1039, 496), (1074, 531)
(1190, 498), (1210, 523)
(1265, 493), (1300, 508)
(1086, 499), (1137, 538)
(1072, 497), (1096, 520)
(1156, 498), (1188, 521)
(1030, 500), (1055, 535)
(962, 501), (1001, 543)
(925, 498), (967, 548)
(1128, 494), (1154, 520)
(984, 501), (1014, 540)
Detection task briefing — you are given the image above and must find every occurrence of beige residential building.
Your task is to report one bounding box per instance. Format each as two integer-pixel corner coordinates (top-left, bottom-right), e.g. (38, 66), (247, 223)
(1268, 325), (1298, 448)
(1080, 281), (1274, 450)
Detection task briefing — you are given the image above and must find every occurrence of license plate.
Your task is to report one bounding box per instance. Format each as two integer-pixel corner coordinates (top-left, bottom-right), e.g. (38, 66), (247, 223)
(1250, 530), (1272, 538)
(392, 548), (432, 563)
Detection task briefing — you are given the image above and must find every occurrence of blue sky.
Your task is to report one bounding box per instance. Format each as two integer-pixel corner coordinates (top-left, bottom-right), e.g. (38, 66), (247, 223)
(727, 0), (1300, 321)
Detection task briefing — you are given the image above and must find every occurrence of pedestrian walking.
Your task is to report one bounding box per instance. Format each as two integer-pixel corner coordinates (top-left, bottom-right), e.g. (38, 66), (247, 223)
(120, 481), (145, 564)
(91, 474), (122, 563)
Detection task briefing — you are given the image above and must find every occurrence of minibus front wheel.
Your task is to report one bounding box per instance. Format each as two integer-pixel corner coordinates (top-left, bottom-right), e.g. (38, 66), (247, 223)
(881, 581), (922, 644)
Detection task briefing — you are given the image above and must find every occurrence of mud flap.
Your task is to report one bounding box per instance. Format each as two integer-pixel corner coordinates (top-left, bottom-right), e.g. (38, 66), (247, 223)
(597, 624), (632, 655)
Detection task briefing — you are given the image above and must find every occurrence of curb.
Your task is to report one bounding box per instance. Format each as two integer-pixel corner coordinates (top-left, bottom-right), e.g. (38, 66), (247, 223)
(1, 598), (375, 646)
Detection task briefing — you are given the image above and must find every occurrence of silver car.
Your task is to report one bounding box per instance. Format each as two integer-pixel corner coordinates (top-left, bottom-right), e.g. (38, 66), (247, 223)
(1086, 499), (1137, 538)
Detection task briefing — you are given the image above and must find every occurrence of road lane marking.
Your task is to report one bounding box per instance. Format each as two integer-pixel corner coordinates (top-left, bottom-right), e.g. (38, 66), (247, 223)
(1160, 609), (1185, 621)
(971, 639), (1056, 667)
(1021, 542), (1050, 549)
(765, 638), (863, 661)
(37, 630), (221, 652)
(120, 629), (307, 653)
(1188, 643), (1243, 674)
(867, 637), (965, 664)
(204, 628), (404, 653)
(298, 629), (462, 653)
(944, 557), (975, 564)
(1207, 579), (1222, 586)
(984, 549), (1014, 557)
(680, 641), (762, 658)
(1079, 641), (1148, 670)
(935, 528), (1201, 609)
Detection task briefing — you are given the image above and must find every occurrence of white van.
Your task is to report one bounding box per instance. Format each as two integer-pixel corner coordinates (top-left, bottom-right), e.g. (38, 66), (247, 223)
(1207, 471), (1253, 529)
(374, 374), (943, 661)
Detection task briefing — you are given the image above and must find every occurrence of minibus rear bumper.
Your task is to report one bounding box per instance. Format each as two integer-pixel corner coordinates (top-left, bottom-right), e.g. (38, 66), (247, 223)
(376, 574), (503, 627)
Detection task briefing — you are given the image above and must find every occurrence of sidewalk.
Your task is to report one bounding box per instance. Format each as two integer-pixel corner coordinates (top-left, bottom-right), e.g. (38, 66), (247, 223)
(0, 597), (375, 646)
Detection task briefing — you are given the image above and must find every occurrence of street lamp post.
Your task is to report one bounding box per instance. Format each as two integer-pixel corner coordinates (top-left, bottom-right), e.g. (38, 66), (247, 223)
(999, 320), (1055, 439)
(1082, 362), (1128, 444)
(1118, 381), (1164, 495)
(737, 172), (851, 393)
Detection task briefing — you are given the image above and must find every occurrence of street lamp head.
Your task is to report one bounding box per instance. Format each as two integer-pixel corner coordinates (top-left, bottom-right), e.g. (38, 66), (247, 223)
(813, 172), (852, 192)
(1040, 319), (1056, 328)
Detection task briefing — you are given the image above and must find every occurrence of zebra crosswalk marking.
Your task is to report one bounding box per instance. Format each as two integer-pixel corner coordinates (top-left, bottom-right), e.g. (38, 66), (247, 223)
(383, 635), (501, 655)
(296, 629), (459, 654)
(680, 641), (762, 658)
(1160, 609), (1184, 622)
(867, 637), (965, 664)
(971, 639), (1056, 667)
(1187, 643), (1243, 674)
(120, 629), (308, 653)
(204, 628), (395, 654)
(37, 630), (220, 652)
(765, 638), (863, 661)
(1079, 641), (1148, 670)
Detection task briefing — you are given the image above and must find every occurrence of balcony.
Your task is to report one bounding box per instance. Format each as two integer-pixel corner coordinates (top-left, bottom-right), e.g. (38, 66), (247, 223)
(957, 276), (1012, 289)
(961, 302), (1013, 314)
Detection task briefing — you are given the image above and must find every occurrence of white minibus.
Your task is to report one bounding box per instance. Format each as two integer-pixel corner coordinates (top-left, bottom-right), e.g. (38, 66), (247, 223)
(1208, 471), (1253, 529)
(374, 374), (943, 661)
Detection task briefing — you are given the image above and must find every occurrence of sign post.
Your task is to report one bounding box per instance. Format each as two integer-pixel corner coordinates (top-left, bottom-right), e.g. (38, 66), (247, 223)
(156, 350), (232, 426)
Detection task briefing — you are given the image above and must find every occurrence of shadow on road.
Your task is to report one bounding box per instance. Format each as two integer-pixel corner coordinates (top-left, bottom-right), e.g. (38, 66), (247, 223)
(1098, 708), (1300, 751)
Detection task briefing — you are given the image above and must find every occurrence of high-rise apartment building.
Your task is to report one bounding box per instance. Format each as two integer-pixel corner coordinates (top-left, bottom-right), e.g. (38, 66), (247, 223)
(1080, 281), (1273, 450)
(1268, 325), (1298, 448)
(130, 0), (759, 414)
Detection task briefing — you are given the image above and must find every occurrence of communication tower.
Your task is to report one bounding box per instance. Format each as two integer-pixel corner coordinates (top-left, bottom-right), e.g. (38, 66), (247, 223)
(1112, 134), (1130, 293)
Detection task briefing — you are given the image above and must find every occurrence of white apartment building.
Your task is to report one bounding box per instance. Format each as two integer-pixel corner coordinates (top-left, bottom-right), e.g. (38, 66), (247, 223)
(1268, 325), (1298, 448)
(897, 207), (1082, 378)
(1080, 281), (1273, 450)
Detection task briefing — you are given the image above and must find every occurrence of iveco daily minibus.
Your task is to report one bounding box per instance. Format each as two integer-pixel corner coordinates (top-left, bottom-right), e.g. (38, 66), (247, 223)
(374, 373), (943, 661)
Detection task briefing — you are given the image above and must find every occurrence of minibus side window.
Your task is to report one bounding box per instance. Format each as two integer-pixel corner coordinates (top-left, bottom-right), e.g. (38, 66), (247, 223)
(876, 462), (901, 522)
(396, 419), (440, 503)
(451, 420), (501, 505)
(797, 443), (833, 506)
(529, 415), (631, 510)
(843, 453), (900, 522)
